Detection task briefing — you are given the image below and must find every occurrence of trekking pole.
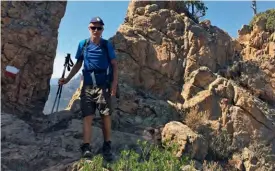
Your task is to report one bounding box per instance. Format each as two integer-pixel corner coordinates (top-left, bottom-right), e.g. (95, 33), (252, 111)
(50, 53), (74, 114)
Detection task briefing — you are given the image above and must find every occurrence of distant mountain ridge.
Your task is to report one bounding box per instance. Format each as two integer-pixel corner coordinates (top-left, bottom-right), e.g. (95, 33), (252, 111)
(43, 74), (82, 114)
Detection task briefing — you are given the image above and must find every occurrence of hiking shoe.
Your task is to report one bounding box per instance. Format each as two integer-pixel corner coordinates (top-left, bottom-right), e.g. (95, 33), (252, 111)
(80, 143), (92, 158)
(102, 141), (114, 161)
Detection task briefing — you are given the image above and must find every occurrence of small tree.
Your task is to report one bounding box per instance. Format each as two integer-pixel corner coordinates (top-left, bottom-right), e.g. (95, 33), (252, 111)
(184, 0), (208, 22)
(251, 0), (257, 16)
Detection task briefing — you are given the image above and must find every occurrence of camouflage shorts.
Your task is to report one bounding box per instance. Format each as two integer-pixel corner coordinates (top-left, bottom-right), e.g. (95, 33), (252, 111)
(80, 85), (116, 117)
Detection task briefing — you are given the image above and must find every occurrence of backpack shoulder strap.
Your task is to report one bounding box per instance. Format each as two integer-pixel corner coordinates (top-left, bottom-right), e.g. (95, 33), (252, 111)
(80, 38), (89, 60)
(101, 39), (111, 64)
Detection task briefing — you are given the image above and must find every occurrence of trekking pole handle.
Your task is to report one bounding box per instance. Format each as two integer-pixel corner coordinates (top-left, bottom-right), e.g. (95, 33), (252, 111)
(61, 53), (71, 78)
(66, 53), (74, 71)
(65, 53), (70, 65)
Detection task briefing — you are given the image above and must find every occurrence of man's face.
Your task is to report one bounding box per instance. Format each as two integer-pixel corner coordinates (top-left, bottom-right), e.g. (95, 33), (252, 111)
(88, 22), (104, 38)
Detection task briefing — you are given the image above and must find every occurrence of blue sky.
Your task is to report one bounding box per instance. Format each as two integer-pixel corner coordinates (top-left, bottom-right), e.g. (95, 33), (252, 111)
(52, 1), (275, 79)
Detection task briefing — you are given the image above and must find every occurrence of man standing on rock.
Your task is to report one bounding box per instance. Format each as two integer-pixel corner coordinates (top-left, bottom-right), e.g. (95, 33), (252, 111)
(58, 16), (118, 161)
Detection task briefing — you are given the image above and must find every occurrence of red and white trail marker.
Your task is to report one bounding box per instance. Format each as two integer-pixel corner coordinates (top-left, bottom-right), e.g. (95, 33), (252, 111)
(5, 65), (19, 78)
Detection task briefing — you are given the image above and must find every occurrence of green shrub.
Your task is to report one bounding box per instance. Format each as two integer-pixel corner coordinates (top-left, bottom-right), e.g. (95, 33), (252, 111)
(249, 9), (275, 32)
(79, 140), (192, 171)
(202, 161), (223, 171)
(208, 128), (235, 160)
(109, 140), (190, 171)
(75, 156), (104, 171)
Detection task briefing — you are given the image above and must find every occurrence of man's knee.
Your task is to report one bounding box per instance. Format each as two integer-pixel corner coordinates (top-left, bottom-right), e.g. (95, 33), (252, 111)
(83, 115), (93, 122)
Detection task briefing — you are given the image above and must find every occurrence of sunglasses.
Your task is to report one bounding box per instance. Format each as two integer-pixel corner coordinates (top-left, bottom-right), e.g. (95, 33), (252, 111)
(89, 26), (103, 31)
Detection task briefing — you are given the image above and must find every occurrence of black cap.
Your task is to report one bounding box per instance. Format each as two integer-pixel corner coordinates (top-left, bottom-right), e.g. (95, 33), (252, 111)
(89, 16), (104, 25)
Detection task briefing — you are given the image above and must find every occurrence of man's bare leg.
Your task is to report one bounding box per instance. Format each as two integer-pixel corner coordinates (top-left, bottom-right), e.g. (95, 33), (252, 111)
(81, 115), (93, 158)
(83, 115), (93, 143)
(101, 115), (111, 141)
(101, 114), (113, 161)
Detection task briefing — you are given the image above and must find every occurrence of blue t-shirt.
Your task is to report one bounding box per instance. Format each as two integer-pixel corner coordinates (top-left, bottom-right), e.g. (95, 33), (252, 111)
(75, 38), (116, 71)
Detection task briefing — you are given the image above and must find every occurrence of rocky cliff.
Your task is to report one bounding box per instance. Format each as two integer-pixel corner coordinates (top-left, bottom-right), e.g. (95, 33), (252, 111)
(229, 15), (275, 106)
(110, 1), (235, 102)
(1, 1), (67, 117)
(1, 1), (275, 171)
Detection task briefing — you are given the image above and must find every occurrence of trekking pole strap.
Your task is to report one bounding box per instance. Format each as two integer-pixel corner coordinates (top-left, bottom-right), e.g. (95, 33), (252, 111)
(65, 53), (74, 71)
(51, 53), (73, 114)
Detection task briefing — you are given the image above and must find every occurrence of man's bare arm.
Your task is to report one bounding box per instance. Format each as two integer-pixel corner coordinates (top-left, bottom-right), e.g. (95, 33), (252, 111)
(111, 58), (118, 95)
(66, 59), (83, 81)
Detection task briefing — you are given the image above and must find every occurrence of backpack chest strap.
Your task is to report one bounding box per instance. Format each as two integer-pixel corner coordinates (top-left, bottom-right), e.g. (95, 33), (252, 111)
(83, 66), (111, 87)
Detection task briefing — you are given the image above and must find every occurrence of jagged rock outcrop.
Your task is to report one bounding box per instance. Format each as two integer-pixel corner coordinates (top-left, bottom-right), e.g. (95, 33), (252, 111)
(220, 56), (275, 106)
(180, 66), (275, 170)
(110, 0), (236, 102)
(65, 76), (83, 114)
(221, 17), (275, 106)
(237, 17), (275, 59)
(183, 67), (275, 140)
(110, 3), (275, 170)
(1, 1), (67, 116)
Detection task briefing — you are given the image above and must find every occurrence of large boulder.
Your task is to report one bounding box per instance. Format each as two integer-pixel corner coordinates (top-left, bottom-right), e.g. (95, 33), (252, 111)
(161, 121), (208, 161)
